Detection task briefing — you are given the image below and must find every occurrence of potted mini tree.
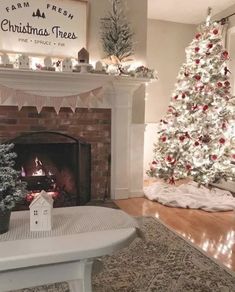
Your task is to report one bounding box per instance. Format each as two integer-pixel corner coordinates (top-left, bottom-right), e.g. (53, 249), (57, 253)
(0, 143), (27, 234)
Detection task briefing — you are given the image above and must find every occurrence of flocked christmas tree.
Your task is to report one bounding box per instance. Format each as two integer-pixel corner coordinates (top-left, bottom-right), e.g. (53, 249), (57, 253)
(100, 0), (134, 62)
(0, 144), (26, 212)
(147, 17), (235, 186)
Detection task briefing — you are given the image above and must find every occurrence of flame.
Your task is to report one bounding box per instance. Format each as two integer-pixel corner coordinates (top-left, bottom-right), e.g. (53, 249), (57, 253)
(33, 157), (45, 176)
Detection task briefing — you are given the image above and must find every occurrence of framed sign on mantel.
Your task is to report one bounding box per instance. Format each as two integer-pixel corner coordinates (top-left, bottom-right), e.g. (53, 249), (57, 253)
(0, 0), (88, 58)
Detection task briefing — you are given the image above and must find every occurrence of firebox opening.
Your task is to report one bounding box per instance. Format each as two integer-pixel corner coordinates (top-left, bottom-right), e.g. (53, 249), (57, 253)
(9, 132), (91, 210)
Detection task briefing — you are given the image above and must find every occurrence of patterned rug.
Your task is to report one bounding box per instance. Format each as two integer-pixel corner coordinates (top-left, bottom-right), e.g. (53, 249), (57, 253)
(11, 217), (235, 292)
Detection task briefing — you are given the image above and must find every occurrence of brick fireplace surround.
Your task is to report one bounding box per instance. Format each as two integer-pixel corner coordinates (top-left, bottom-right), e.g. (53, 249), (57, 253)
(0, 69), (148, 201)
(0, 106), (111, 200)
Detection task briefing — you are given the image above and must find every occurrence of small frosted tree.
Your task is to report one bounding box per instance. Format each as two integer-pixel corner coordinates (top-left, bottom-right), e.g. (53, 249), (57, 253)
(0, 144), (27, 212)
(100, 0), (134, 62)
(147, 20), (235, 186)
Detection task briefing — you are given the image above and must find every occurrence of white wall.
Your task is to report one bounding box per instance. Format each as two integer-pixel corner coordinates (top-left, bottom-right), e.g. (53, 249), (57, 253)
(144, 19), (196, 174)
(146, 19), (196, 123)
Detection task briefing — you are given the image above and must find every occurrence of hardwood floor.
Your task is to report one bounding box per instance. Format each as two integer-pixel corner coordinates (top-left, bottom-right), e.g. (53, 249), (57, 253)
(115, 197), (235, 272)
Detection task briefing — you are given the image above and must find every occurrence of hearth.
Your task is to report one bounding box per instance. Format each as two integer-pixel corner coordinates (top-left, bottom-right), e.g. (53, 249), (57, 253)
(10, 132), (91, 210)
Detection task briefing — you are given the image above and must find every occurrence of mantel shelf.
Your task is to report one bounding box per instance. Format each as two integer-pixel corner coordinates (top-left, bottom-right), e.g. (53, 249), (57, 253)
(0, 68), (150, 87)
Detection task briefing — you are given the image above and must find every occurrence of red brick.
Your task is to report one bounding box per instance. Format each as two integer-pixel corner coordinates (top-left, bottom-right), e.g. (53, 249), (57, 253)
(0, 105), (111, 199)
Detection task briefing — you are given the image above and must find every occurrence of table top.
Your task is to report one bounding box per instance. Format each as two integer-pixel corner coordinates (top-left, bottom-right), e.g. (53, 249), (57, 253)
(0, 206), (138, 271)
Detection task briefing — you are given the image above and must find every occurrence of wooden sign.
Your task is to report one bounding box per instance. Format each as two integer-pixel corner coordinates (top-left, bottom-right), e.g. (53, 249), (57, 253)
(0, 0), (87, 57)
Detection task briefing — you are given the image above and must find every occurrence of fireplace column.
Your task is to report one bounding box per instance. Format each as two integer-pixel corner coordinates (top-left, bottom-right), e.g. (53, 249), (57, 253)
(111, 79), (146, 200)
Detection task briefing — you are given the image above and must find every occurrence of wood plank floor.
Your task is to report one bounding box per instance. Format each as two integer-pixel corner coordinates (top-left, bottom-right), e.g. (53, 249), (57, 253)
(115, 197), (235, 272)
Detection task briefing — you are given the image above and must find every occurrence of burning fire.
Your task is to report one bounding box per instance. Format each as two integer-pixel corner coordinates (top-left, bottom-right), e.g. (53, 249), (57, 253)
(21, 157), (54, 177)
(21, 157), (58, 202)
(33, 157), (45, 176)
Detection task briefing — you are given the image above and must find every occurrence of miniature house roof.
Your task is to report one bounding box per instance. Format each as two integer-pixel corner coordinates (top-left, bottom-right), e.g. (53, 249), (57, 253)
(29, 191), (53, 208)
(78, 48), (89, 63)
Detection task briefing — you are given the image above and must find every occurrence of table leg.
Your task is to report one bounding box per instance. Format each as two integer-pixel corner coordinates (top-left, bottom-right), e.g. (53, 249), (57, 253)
(68, 259), (93, 292)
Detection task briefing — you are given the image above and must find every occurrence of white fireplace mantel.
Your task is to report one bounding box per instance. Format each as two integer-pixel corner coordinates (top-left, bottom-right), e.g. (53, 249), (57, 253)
(0, 68), (147, 99)
(0, 69), (150, 200)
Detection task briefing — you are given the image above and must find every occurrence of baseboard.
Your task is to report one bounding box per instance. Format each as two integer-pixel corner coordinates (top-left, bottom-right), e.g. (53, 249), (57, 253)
(129, 190), (144, 198)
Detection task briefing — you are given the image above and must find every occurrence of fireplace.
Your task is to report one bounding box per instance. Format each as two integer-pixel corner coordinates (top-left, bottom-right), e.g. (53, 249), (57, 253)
(10, 131), (91, 210)
(0, 70), (148, 200)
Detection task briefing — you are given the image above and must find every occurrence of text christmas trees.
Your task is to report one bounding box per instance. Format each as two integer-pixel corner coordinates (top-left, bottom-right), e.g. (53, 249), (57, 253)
(148, 21), (235, 186)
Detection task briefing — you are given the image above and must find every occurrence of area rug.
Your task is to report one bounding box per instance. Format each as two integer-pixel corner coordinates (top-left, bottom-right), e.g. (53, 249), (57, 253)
(11, 217), (235, 292)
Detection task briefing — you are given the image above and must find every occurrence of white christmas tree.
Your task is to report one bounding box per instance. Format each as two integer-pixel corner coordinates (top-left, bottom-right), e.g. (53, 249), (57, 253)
(147, 20), (235, 186)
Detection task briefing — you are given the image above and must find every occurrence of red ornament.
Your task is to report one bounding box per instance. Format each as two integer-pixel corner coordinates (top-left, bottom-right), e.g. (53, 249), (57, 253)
(195, 47), (200, 52)
(195, 141), (200, 146)
(232, 154), (235, 160)
(211, 155), (218, 161)
(213, 29), (218, 35)
(203, 105), (209, 111)
(174, 95), (178, 100)
(182, 93), (186, 99)
(169, 177), (175, 185)
(185, 132), (190, 138)
(166, 156), (172, 162)
(186, 164), (192, 171)
(217, 82), (223, 88)
(195, 59), (200, 64)
(194, 75), (201, 81)
(161, 136), (167, 142)
(224, 81), (230, 87)
(224, 67), (231, 75)
(222, 51), (229, 59)
(207, 43), (213, 49)
(219, 137), (226, 144)
(179, 135), (185, 142)
(222, 122), (227, 130)
(195, 33), (201, 40)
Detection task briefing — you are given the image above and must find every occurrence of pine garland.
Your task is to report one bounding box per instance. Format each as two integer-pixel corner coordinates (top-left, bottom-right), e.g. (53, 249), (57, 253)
(0, 144), (27, 212)
(100, 0), (134, 62)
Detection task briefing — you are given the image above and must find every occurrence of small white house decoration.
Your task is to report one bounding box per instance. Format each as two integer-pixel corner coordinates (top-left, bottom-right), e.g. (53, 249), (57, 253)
(18, 54), (30, 69)
(62, 58), (73, 72)
(29, 191), (53, 231)
(0, 53), (13, 68)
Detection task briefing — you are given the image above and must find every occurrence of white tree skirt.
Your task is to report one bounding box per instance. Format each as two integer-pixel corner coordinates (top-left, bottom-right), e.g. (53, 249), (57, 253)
(144, 181), (235, 212)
